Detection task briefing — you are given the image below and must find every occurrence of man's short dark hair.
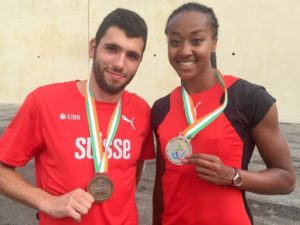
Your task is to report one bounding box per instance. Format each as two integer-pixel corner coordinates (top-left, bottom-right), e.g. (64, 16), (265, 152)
(95, 8), (148, 53)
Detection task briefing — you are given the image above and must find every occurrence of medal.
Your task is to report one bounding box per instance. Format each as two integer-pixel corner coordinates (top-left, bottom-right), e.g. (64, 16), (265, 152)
(165, 70), (228, 165)
(87, 173), (114, 202)
(85, 79), (122, 202)
(166, 136), (192, 165)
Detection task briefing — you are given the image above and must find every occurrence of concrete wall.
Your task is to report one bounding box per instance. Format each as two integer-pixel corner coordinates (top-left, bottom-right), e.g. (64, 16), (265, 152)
(1, 0), (299, 123)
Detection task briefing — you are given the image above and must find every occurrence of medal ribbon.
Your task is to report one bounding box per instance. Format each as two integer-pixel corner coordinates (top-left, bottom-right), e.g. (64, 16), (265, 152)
(181, 70), (228, 140)
(85, 79), (122, 173)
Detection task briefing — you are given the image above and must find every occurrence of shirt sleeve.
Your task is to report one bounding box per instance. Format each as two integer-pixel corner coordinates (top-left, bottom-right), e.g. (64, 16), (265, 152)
(244, 80), (276, 128)
(0, 92), (44, 167)
(138, 107), (155, 161)
(231, 79), (276, 129)
(138, 128), (155, 160)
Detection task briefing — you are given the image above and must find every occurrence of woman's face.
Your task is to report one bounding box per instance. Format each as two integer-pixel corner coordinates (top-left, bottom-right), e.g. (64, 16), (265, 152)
(166, 11), (217, 83)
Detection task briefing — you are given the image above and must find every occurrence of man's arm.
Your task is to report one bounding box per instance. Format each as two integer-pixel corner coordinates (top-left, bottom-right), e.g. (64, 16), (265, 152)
(0, 162), (94, 222)
(136, 160), (145, 185)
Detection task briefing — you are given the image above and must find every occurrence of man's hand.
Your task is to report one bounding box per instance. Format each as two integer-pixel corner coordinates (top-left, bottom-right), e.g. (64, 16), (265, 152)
(40, 188), (95, 222)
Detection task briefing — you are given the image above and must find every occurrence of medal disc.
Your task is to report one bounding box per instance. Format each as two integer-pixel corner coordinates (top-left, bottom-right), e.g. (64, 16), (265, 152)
(166, 136), (192, 165)
(87, 173), (114, 202)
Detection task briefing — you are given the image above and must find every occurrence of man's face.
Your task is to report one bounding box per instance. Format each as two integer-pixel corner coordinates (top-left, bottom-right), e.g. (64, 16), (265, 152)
(89, 26), (144, 94)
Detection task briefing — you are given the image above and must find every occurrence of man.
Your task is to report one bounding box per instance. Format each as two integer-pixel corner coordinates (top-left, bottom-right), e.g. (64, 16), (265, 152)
(0, 8), (154, 225)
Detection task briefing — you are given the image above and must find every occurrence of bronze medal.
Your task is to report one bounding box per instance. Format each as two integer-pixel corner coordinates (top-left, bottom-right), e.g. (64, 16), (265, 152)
(87, 173), (114, 202)
(166, 136), (192, 165)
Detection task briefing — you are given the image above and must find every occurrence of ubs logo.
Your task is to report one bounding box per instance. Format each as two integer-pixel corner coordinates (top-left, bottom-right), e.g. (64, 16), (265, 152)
(59, 113), (81, 121)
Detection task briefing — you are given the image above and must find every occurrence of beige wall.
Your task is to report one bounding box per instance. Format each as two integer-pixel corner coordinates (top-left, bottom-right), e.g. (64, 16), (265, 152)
(1, 0), (299, 123)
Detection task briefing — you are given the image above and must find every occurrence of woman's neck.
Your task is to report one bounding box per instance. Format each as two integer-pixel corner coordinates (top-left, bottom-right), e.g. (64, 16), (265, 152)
(182, 69), (217, 94)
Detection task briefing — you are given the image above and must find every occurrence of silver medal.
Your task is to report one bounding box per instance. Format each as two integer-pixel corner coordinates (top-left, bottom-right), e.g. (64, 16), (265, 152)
(165, 136), (192, 165)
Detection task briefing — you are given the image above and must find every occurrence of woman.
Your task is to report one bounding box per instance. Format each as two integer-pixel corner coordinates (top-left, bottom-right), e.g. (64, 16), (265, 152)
(151, 2), (296, 225)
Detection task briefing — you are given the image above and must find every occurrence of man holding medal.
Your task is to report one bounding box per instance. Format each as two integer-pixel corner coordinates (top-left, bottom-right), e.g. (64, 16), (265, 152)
(152, 2), (296, 225)
(0, 8), (154, 225)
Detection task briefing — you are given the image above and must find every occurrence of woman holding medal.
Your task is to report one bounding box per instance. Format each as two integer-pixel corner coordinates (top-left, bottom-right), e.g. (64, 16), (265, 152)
(152, 2), (296, 225)
(0, 8), (154, 225)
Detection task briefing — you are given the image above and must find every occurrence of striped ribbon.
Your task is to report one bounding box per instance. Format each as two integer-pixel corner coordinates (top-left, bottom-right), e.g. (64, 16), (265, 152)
(85, 79), (122, 173)
(181, 69), (228, 140)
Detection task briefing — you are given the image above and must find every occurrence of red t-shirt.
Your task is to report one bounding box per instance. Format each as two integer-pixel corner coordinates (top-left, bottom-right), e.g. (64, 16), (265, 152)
(0, 81), (155, 225)
(152, 75), (275, 225)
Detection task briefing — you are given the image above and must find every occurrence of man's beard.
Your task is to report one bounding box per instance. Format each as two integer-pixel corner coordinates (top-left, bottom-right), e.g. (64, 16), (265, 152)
(92, 60), (134, 95)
